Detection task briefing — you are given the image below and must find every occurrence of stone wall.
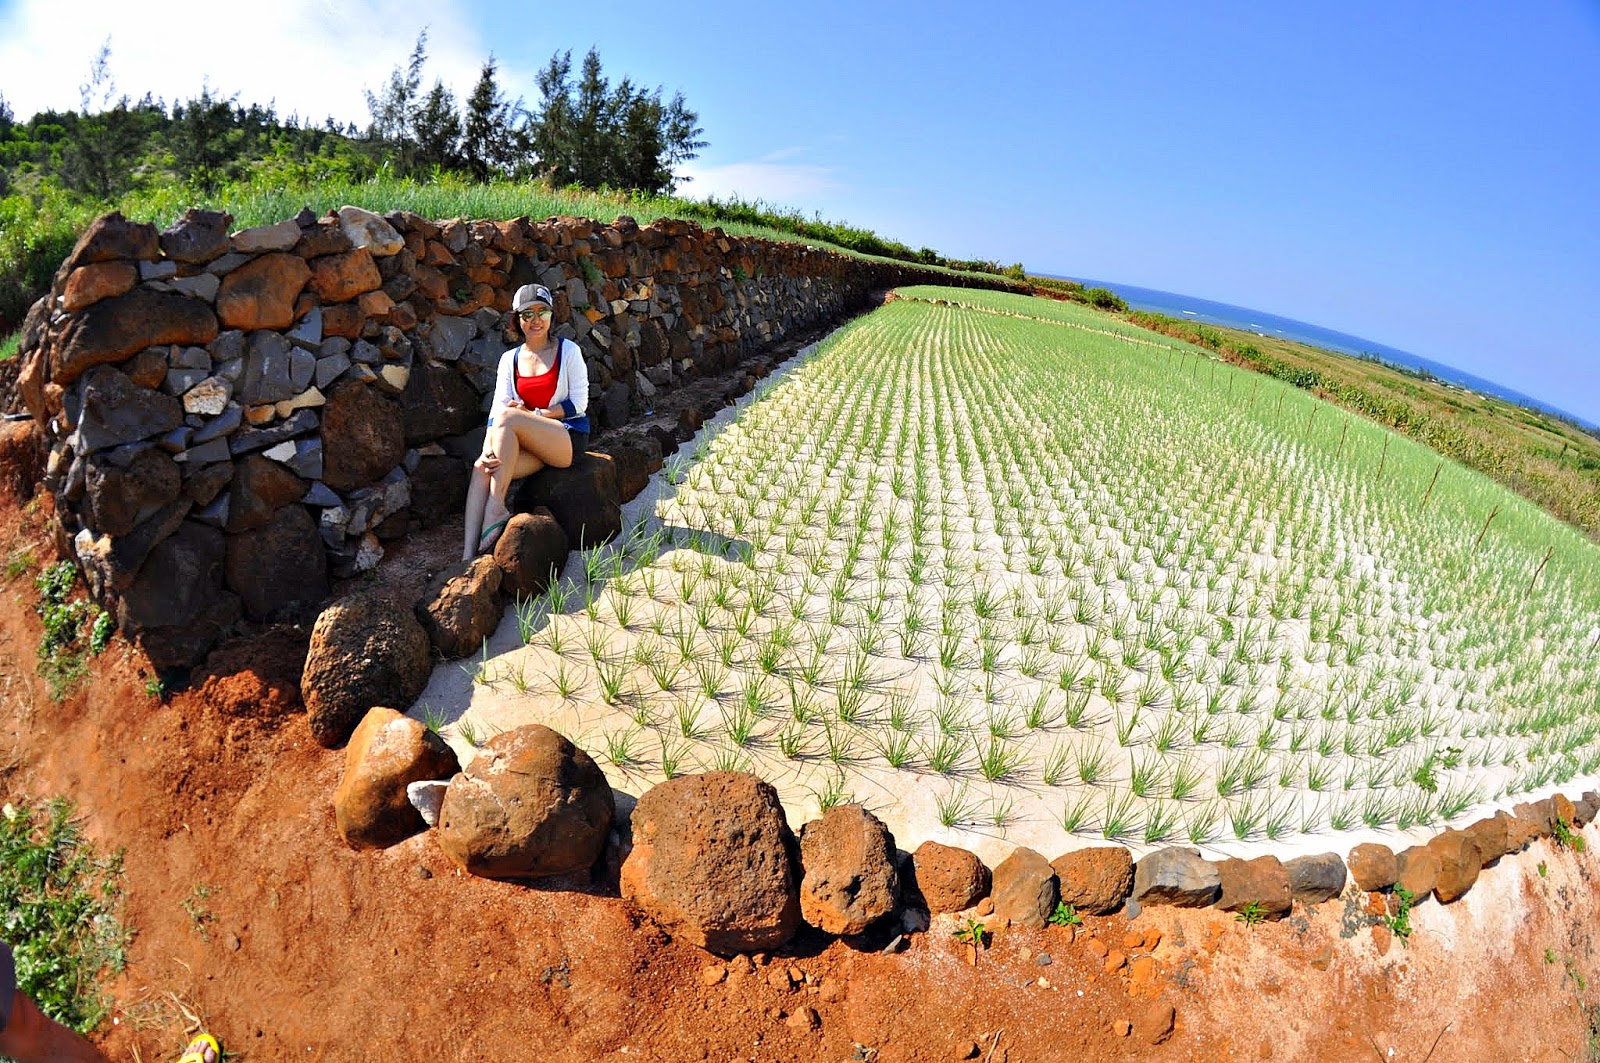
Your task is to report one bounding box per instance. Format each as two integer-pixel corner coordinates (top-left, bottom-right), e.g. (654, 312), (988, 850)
(13, 206), (1019, 669)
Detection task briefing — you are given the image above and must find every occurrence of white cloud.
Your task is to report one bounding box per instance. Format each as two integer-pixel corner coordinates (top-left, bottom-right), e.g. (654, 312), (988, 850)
(676, 150), (839, 206)
(0, 0), (517, 127)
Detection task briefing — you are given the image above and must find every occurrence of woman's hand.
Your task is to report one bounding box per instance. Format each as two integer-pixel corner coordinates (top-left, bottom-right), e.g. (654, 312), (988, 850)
(475, 449), (501, 472)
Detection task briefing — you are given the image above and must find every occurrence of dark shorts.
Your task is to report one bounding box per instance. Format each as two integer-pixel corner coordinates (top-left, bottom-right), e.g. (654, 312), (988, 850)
(1, 939), (14, 1032)
(566, 428), (590, 456)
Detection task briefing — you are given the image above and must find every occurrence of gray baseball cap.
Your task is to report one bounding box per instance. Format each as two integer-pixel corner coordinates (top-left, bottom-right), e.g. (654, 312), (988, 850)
(512, 284), (554, 311)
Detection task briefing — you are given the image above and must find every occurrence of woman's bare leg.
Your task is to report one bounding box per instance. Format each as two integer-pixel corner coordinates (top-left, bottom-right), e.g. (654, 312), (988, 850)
(473, 412), (575, 554)
(462, 466), (491, 561)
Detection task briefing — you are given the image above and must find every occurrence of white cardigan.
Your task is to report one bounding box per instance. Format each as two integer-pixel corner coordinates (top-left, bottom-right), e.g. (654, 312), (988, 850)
(486, 338), (590, 432)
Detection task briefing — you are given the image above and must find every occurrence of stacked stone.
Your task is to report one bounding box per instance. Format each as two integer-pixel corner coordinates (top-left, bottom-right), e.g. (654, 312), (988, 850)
(16, 206), (1014, 669)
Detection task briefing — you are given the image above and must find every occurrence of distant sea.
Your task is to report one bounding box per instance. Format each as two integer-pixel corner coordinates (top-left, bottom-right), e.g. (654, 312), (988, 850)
(1062, 277), (1598, 433)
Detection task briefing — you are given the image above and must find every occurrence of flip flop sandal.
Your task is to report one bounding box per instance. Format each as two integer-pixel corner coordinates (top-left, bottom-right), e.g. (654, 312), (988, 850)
(477, 516), (510, 554)
(178, 1032), (221, 1063)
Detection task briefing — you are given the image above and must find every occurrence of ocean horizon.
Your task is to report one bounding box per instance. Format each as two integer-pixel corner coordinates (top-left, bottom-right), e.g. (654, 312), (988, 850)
(1058, 276), (1598, 433)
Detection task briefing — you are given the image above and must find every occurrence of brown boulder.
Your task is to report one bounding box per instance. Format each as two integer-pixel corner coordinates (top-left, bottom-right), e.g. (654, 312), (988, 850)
(309, 248), (383, 303)
(160, 209), (233, 264)
(224, 504), (328, 621)
(510, 450), (621, 550)
(620, 771), (801, 955)
(493, 509), (568, 598)
(62, 261), (138, 314)
(53, 289), (219, 385)
(1514, 798), (1556, 838)
(302, 590), (432, 747)
(798, 804), (899, 935)
(334, 707), (460, 850)
(1426, 830), (1484, 904)
(1347, 843), (1398, 891)
(1215, 856), (1292, 919)
(67, 212), (159, 267)
(593, 431), (662, 503)
(1394, 845), (1441, 901)
(991, 846), (1058, 929)
(216, 253), (312, 331)
(905, 841), (989, 914)
(414, 554), (503, 659)
(226, 454), (307, 533)
(1505, 809), (1545, 853)
(0, 420), (45, 502)
(436, 724), (613, 878)
(1553, 793), (1577, 828)
(320, 382), (405, 492)
(1463, 814), (1512, 863)
(292, 223), (353, 259)
(1052, 847), (1134, 915)
(322, 302), (366, 339)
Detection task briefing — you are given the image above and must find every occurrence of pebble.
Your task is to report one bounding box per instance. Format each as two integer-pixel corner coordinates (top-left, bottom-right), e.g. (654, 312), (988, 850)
(1035, 952), (1053, 967)
(976, 897), (995, 917)
(1115, 1020), (1132, 1037)
(785, 1007), (820, 1031)
(700, 965), (726, 986)
(956, 1041), (980, 1060)
(414, 866), (432, 880)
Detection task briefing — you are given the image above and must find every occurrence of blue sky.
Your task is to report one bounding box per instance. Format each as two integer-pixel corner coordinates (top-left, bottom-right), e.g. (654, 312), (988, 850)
(2, 0), (1597, 422)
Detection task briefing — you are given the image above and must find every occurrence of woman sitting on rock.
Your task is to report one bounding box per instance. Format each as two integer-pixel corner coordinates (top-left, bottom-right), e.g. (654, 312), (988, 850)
(464, 284), (590, 558)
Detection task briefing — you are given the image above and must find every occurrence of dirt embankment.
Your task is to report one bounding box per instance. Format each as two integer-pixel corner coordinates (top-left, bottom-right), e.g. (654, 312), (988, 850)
(1, 483), (1598, 1062)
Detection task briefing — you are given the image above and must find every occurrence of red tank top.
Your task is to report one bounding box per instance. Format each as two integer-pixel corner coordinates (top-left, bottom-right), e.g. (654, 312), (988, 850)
(514, 345), (560, 410)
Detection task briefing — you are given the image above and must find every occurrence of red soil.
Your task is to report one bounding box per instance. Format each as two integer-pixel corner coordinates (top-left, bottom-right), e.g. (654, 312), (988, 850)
(1, 488), (1596, 1063)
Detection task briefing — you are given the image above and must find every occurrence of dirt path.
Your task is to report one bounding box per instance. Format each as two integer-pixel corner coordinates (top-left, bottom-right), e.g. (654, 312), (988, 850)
(1, 489), (1597, 1062)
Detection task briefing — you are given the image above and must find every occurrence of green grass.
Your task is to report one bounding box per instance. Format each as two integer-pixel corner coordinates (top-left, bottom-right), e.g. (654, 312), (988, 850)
(0, 798), (130, 1033)
(0, 328), (19, 361)
(34, 560), (107, 700)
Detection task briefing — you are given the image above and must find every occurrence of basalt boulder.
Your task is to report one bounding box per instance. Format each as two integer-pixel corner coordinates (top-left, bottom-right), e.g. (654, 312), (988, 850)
(1052, 847), (1134, 916)
(798, 804), (899, 936)
(335, 706), (460, 850)
(621, 771), (801, 955)
(301, 590), (431, 748)
(435, 724), (613, 879)
(904, 841), (989, 914)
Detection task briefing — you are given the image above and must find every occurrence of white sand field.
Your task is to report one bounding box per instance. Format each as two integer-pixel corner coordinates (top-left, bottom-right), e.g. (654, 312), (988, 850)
(410, 293), (1600, 867)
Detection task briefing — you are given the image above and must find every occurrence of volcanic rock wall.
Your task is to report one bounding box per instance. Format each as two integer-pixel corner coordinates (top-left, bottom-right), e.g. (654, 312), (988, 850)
(14, 206), (1016, 669)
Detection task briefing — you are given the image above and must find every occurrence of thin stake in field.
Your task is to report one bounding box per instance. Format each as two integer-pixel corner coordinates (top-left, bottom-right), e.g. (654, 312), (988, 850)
(1526, 545), (1555, 597)
(1375, 435), (1391, 480)
(1472, 506), (1500, 553)
(1419, 463), (1442, 513)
